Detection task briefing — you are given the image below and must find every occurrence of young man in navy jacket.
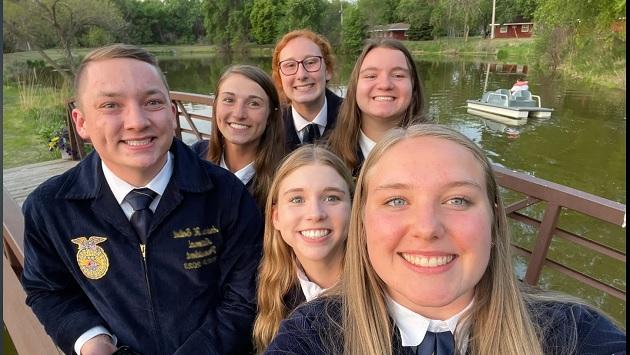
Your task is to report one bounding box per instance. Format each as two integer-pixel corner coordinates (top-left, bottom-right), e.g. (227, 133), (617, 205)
(21, 44), (262, 355)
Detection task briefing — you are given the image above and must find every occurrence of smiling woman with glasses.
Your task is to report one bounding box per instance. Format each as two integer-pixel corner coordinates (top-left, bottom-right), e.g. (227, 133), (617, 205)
(272, 30), (343, 151)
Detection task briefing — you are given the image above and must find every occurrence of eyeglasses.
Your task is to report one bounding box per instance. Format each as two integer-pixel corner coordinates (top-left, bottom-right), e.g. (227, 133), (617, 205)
(278, 56), (323, 76)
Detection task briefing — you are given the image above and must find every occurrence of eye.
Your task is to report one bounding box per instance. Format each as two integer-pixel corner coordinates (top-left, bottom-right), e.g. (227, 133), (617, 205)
(445, 197), (470, 207)
(385, 197), (407, 207)
(289, 196), (304, 204)
(146, 98), (164, 107)
(323, 195), (341, 202)
(99, 102), (119, 109)
(362, 73), (377, 80)
(247, 100), (263, 108)
(221, 97), (234, 104)
(282, 62), (297, 70)
(393, 72), (408, 79)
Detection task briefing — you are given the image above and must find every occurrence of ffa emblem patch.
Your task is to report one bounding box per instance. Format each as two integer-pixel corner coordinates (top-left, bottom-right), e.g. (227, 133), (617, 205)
(71, 236), (109, 280)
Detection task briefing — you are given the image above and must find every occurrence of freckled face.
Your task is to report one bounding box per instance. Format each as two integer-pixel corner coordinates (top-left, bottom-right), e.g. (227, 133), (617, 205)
(72, 58), (176, 184)
(278, 37), (331, 111)
(272, 164), (351, 267)
(364, 137), (493, 319)
(215, 74), (270, 151)
(356, 47), (413, 127)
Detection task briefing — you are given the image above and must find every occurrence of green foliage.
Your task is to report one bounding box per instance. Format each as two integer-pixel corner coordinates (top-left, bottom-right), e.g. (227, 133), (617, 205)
(113, 0), (205, 44)
(341, 4), (366, 54)
(250, 0), (279, 44)
(277, 0), (326, 34)
(79, 27), (115, 48)
(204, 0), (252, 50)
(496, 48), (508, 60)
(358, 0), (401, 27)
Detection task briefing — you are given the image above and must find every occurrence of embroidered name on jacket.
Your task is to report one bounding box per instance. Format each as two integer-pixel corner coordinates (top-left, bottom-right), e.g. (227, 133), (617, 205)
(71, 236), (110, 279)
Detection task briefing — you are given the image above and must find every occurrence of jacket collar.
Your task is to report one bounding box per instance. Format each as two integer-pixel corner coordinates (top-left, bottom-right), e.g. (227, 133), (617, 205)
(56, 138), (214, 201)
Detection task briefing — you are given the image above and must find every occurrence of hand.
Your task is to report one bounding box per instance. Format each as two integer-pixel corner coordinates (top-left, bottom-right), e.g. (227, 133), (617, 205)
(80, 334), (117, 355)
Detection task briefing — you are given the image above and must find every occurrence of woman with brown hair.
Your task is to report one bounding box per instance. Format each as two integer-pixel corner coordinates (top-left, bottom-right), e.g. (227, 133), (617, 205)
(327, 39), (429, 175)
(253, 145), (354, 353)
(192, 65), (285, 208)
(266, 124), (625, 355)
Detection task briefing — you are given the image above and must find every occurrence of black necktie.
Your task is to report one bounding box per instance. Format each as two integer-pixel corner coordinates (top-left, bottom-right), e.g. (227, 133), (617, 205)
(302, 123), (321, 144)
(416, 331), (455, 355)
(125, 188), (157, 244)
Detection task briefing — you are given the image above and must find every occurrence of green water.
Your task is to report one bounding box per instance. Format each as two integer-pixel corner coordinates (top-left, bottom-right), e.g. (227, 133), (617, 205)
(159, 55), (626, 327)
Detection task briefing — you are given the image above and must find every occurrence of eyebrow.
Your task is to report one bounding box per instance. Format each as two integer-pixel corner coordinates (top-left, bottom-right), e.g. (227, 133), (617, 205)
(279, 54), (321, 62)
(359, 66), (410, 74)
(373, 180), (483, 191)
(220, 91), (266, 101)
(282, 186), (348, 196)
(95, 88), (165, 98)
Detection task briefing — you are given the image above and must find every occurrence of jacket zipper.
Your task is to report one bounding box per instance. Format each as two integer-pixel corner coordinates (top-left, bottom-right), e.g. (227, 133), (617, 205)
(140, 243), (163, 353)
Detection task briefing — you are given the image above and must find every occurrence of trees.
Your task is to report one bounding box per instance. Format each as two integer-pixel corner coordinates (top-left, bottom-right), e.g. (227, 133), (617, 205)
(3, 0), (125, 84)
(250, 0), (280, 44)
(277, 0), (326, 34)
(204, 0), (252, 51)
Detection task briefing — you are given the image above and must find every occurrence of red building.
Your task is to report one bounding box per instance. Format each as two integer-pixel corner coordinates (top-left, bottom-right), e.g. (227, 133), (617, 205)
(367, 23), (410, 40)
(491, 22), (534, 39)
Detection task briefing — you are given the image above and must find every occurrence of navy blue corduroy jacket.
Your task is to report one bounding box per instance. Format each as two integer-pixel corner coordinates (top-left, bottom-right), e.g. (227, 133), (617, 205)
(22, 138), (263, 355)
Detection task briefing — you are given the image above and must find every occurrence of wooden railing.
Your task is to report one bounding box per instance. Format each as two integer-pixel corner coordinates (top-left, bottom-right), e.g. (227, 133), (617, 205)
(4, 91), (625, 353)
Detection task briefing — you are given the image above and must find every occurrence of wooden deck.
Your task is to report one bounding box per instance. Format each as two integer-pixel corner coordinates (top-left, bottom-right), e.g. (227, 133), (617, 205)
(3, 159), (79, 207)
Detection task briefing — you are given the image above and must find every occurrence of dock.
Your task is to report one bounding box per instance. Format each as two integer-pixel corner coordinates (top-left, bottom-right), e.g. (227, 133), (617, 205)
(3, 159), (79, 207)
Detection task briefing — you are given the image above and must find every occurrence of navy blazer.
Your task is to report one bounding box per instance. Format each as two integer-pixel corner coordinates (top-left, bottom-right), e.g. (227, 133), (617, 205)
(284, 89), (343, 152)
(265, 297), (627, 355)
(22, 138), (263, 355)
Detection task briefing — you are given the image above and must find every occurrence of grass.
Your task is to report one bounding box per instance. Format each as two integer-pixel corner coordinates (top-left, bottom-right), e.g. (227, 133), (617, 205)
(2, 84), (68, 169)
(403, 37), (536, 63)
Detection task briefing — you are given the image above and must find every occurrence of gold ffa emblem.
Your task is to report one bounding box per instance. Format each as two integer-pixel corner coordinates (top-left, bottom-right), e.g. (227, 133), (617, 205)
(71, 236), (109, 280)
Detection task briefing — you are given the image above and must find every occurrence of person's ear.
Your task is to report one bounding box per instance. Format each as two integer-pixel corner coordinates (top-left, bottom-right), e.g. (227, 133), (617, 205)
(72, 107), (90, 140)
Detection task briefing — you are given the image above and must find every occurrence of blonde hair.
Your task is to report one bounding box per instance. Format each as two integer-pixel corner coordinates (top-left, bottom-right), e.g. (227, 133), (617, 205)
(253, 145), (354, 353)
(74, 43), (169, 105)
(338, 124), (544, 355)
(271, 29), (336, 105)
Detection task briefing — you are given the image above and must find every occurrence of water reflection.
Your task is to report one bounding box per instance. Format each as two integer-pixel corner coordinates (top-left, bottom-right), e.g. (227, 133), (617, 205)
(153, 55), (630, 326)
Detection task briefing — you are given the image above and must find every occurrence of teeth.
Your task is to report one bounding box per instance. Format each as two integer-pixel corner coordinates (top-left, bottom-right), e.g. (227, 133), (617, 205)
(126, 139), (151, 146)
(229, 123), (248, 130)
(294, 84), (314, 91)
(300, 229), (331, 239)
(401, 254), (454, 267)
(374, 96), (394, 101)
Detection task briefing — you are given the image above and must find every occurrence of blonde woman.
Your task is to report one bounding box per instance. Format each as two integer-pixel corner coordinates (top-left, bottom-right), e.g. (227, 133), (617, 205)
(266, 124), (625, 355)
(254, 145), (354, 353)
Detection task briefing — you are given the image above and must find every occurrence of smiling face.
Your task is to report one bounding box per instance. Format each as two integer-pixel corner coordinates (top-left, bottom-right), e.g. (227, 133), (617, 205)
(215, 73), (270, 151)
(272, 163), (351, 269)
(356, 47), (413, 134)
(363, 136), (493, 320)
(278, 37), (331, 115)
(72, 58), (176, 186)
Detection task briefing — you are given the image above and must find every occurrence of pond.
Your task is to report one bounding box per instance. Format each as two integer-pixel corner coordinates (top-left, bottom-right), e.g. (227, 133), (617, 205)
(158, 53), (626, 326)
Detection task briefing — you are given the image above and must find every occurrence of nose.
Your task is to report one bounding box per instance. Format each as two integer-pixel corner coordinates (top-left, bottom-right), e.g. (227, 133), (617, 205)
(295, 62), (309, 79)
(232, 101), (247, 120)
(409, 203), (444, 241)
(376, 74), (394, 90)
(124, 102), (150, 130)
(306, 200), (327, 221)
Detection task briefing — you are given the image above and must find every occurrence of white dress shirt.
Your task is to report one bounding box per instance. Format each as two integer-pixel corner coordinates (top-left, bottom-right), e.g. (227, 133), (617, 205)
(358, 129), (376, 159)
(292, 97), (328, 143)
(386, 296), (473, 352)
(74, 152), (174, 354)
(296, 266), (328, 302)
(220, 154), (255, 185)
